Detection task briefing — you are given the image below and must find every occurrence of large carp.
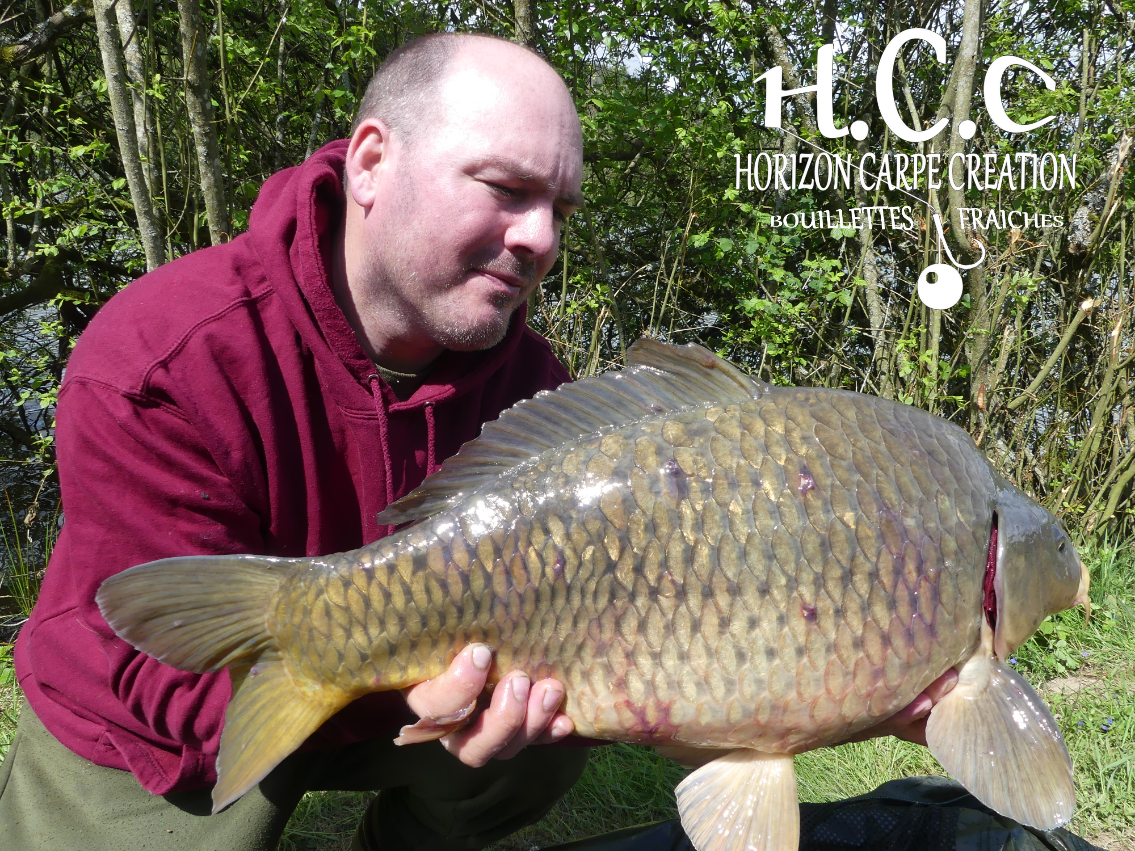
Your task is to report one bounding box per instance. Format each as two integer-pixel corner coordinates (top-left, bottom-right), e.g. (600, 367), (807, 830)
(98, 340), (1089, 851)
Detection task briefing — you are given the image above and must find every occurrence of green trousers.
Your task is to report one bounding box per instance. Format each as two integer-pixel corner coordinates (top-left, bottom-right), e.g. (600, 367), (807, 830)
(0, 700), (588, 851)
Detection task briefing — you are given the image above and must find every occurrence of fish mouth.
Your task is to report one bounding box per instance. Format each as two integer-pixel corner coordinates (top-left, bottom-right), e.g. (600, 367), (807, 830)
(982, 511), (999, 631)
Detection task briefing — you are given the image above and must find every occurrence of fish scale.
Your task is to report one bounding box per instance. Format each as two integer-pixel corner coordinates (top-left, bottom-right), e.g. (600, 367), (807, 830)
(264, 389), (986, 757)
(98, 340), (1088, 847)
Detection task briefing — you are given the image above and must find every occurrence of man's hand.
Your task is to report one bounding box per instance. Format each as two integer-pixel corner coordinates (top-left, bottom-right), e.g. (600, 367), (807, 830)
(841, 668), (959, 746)
(402, 644), (574, 767)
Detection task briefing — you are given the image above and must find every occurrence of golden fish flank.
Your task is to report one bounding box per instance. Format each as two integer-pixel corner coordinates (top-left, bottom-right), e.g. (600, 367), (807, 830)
(97, 339), (1089, 851)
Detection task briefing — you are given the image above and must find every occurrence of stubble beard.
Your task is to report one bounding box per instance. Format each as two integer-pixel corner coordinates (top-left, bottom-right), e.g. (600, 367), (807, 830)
(361, 160), (541, 352)
(435, 254), (539, 350)
(361, 234), (539, 353)
(432, 295), (514, 350)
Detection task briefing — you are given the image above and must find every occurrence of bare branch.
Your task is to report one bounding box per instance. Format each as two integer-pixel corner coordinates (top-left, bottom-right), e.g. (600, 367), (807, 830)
(760, 23), (818, 138)
(1068, 128), (1134, 255)
(514, 0), (534, 46)
(1006, 300), (1096, 411)
(0, 416), (38, 452)
(0, 2), (92, 70)
(93, 0), (166, 270)
(178, 0), (230, 244)
(0, 256), (64, 318)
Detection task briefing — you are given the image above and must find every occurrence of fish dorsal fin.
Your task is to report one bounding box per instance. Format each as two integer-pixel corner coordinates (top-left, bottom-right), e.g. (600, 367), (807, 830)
(377, 340), (767, 525)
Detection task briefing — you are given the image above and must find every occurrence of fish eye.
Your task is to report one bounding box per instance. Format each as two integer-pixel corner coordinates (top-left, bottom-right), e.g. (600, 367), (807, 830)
(1058, 539), (1067, 552)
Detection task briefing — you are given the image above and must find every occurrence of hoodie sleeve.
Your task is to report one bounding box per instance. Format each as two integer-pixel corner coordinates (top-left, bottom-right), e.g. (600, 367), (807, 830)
(18, 375), (264, 793)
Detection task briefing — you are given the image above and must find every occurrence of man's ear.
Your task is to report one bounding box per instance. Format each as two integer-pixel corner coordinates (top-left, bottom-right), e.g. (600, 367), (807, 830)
(344, 118), (392, 209)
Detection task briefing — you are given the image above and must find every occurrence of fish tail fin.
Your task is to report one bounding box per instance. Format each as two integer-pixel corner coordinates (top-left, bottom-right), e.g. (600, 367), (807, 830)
(676, 750), (798, 851)
(926, 652), (1074, 829)
(97, 555), (352, 812)
(96, 554), (287, 671)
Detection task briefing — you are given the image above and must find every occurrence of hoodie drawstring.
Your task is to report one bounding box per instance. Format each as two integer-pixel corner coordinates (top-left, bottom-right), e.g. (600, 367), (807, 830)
(369, 374), (396, 537)
(425, 404), (437, 477)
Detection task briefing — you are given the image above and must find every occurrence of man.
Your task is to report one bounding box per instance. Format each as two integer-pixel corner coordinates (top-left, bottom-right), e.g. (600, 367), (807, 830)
(3, 33), (587, 851)
(1, 31), (951, 851)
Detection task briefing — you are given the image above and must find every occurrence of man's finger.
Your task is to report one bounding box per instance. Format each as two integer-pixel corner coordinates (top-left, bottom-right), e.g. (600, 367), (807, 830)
(922, 668), (959, 703)
(885, 668), (959, 745)
(403, 643), (492, 721)
(534, 714), (574, 745)
(889, 717), (929, 746)
(840, 667), (960, 745)
(441, 670), (530, 767)
(889, 694), (932, 727)
(492, 678), (567, 760)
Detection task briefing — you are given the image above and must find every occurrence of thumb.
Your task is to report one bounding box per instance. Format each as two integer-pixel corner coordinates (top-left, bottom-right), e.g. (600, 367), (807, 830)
(403, 643), (493, 721)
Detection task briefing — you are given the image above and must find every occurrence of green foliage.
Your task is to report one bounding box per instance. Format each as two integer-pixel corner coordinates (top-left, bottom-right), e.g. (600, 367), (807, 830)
(2, 0), (1134, 531)
(0, 642), (17, 760)
(512, 743), (689, 846)
(1, 3), (1134, 841)
(0, 489), (52, 621)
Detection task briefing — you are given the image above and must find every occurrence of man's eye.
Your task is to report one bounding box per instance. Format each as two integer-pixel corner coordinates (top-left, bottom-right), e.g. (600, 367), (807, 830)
(489, 183), (518, 198)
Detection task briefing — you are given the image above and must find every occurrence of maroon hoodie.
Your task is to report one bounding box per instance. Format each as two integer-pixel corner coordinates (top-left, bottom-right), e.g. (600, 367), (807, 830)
(14, 140), (570, 795)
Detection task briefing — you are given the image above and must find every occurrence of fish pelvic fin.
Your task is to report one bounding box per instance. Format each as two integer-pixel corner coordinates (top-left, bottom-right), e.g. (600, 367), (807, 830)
(212, 651), (348, 813)
(926, 622), (1074, 830)
(675, 750), (798, 851)
(655, 744), (739, 768)
(393, 697), (478, 746)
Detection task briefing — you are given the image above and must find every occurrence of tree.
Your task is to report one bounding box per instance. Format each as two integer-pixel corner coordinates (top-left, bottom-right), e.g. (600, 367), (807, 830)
(1, 0), (1133, 532)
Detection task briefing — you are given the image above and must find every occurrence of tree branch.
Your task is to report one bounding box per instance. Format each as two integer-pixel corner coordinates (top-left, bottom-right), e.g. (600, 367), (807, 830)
(1068, 128), (1134, 255)
(1006, 299), (1095, 411)
(0, 416), (38, 452)
(0, 258), (65, 319)
(178, 0), (230, 244)
(94, 0), (166, 270)
(0, 2), (93, 70)
(513, 0), (534, 46)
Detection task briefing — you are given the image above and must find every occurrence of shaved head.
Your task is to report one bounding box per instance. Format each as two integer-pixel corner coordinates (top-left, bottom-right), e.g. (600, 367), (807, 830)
(354, 33), (553, 147)
(339, 31), (583, 372)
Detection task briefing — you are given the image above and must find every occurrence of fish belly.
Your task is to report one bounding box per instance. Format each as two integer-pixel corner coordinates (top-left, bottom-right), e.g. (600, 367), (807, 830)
(272, 390), (990, 754)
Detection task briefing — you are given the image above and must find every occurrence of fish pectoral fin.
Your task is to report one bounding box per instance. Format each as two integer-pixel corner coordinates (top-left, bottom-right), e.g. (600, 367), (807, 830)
(675, 750), (798, 851)
(211, 653), (349, 814)
(925, 652), (1074, 830)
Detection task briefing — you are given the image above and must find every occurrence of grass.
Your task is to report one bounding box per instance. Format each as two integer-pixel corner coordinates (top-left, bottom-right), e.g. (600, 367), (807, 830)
(0, 642), (18, 759)
(488, 743), (690, 850)
(277, 791), (371, 851)
(0, 489), (50, 627)
(2, 536), (1133, 849)
(0, 489), (52, 762)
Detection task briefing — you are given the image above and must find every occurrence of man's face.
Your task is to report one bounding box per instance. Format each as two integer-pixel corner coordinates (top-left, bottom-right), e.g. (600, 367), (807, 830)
(358, 46), (584, 355)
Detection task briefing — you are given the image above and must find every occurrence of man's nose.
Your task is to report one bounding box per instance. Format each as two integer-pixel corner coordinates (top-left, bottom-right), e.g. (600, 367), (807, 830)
(504, 203), (559, 262)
